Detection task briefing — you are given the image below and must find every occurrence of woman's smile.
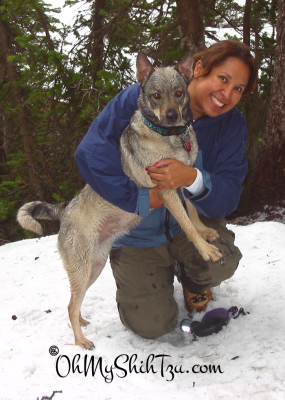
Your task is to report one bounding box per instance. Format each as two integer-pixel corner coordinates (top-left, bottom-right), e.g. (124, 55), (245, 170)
(210, 94), (225, 108)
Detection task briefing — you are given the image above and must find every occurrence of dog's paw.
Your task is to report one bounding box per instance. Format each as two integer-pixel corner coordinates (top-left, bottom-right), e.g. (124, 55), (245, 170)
(75, 337), (95, 350)
(199, 242), (223, 263)
(199, 228), (220, 243)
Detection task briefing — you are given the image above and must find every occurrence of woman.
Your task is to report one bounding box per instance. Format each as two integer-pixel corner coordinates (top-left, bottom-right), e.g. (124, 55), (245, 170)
(75, 40), (258, 339)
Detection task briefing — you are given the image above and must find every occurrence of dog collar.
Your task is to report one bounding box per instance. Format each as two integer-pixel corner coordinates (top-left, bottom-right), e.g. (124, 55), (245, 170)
(141, 115), (188, 136)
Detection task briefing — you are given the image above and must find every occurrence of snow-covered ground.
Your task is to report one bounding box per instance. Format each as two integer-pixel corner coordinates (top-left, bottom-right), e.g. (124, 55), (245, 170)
(0, 221), (285, 400)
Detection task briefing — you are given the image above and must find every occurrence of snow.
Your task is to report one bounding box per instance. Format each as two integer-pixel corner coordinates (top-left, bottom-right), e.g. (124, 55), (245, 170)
(0, 221), (285, 400)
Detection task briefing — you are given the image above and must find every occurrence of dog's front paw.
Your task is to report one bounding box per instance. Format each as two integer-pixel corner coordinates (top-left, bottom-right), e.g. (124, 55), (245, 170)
(199, 228), (220, 243)
(199, 242), (223, 263)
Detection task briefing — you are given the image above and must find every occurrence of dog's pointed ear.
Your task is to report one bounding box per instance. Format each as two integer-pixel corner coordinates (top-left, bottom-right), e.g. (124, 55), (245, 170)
(136, 51), (155, 86)
(175, 52), (194, 82)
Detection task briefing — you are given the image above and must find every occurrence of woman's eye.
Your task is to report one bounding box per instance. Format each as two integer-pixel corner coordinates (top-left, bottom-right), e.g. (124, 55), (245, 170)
(236, 87), (243, 93)
(175, 91), (182, 97)
(153, 93), (161, 99)
(220, 76), (227, 82)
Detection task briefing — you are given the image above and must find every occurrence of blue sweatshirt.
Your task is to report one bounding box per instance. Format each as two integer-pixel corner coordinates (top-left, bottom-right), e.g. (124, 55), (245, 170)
(75, 83), (248, 248)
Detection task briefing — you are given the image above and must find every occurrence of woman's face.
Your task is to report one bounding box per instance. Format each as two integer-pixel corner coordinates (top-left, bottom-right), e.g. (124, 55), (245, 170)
(189, 57), (250, 120)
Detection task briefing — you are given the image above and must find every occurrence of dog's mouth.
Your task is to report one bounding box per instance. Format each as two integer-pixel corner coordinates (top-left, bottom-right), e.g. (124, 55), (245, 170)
(161, 119), (188, 128)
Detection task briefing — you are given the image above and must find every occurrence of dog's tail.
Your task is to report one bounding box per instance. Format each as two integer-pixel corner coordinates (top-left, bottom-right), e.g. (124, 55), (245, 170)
(17, 201), (68, 236)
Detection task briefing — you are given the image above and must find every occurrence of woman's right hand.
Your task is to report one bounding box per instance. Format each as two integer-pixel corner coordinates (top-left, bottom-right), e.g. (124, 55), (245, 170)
(149, 186), (164, 208)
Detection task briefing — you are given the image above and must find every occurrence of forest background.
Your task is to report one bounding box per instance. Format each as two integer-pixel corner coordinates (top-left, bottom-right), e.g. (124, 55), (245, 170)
(0, 0), (284, 244)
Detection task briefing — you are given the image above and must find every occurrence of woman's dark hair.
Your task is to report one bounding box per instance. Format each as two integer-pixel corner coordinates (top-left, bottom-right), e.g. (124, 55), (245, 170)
(193, 40), (258, 95)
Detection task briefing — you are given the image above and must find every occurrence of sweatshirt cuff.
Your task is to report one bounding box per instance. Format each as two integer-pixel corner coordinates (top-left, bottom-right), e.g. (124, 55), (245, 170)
(184, 168), (204, 195)
(134, 188), (150, 217)
(184, 170), (212, 202)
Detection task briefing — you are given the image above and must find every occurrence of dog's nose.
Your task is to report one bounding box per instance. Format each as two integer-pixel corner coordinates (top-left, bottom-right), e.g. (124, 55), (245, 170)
(166, 109), (179, 123)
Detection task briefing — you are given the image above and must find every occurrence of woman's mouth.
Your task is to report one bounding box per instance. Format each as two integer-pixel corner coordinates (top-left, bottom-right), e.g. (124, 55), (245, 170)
(210, 94), (225, 108)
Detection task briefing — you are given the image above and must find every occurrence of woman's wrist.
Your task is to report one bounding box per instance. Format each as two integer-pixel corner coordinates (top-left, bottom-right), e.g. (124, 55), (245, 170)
(184, 165), (197, 186)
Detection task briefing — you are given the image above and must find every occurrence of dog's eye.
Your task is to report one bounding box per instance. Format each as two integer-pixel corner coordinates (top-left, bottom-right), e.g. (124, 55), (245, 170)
(153, 93), (161, 99)
(175, 91), (182, 97)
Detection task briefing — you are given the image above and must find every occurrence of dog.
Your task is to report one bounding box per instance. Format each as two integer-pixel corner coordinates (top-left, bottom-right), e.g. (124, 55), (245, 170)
(17, 51), (223, 350)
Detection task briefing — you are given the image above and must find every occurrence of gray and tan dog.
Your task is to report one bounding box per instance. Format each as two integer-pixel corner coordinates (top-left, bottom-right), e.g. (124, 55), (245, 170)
(17, 52), (222, 350)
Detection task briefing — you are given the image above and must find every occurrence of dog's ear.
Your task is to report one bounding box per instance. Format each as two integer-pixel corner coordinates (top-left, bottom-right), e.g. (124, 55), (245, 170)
(136, 51), (155, 86)
(175, 52), (194, 82)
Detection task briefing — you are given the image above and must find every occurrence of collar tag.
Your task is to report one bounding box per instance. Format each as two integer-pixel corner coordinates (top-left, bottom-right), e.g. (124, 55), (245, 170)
(185, 141), (191, 153)
(181, 126), (192, 152)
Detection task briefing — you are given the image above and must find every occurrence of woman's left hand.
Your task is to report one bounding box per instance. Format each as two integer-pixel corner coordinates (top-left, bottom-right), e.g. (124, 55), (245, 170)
(146, 159), (197, 190)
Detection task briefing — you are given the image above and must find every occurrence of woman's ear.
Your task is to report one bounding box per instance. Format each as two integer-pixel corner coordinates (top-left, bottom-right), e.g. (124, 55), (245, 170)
(193, 60), (203, 77)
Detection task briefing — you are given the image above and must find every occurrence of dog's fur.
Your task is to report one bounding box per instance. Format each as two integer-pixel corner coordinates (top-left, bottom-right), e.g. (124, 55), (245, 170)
(17, 52), (222, 350)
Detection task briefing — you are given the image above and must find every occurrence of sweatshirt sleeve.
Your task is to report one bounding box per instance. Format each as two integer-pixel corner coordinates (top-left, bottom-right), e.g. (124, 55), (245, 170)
(74, 83), (150, 215)
(184, 110), (248, 219)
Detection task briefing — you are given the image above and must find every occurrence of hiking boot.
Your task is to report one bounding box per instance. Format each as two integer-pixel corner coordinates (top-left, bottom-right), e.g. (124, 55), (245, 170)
(182, 284), (213, 314)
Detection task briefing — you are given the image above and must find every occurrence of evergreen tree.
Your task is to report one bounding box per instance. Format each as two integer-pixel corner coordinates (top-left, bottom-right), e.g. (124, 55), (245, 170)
(0, 0), (279, 243)
(0, 0), (80, 240)
(249, 0), (285, 211)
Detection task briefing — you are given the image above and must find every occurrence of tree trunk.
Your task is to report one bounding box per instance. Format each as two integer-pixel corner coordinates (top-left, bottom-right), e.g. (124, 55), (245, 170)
(243, 0), (252, 46)
(176, 0), (206, 54)
(90, 0), (106, 86)
(248, 0), (285, 212)
(0, 19), (43, 198)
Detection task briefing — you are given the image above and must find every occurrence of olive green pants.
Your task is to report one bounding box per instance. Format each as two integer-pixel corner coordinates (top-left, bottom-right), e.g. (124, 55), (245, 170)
(109, 217), (242, 339)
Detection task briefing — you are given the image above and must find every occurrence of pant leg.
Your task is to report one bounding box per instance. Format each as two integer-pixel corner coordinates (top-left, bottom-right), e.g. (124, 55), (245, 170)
(168, 216), (242, 293)
(109, 244), (178, 338)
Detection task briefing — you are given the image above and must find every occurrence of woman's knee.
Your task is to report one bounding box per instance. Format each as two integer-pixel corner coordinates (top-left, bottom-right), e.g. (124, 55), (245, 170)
(179, 242), (242, 293)
(117, 297), (178, 339)
(170, 222), (243, 293)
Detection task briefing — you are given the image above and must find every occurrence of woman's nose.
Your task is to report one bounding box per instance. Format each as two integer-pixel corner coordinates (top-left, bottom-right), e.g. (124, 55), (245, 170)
(221, 86), (233, 100)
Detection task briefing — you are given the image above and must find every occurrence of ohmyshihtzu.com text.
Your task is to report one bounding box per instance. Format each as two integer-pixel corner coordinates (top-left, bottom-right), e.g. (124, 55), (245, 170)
(54, 351), (224, 382)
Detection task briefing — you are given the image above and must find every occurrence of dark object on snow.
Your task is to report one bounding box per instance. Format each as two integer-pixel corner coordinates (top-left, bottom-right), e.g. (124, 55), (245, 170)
(180, 306), (248, 337)
(37, 390), (63, 400)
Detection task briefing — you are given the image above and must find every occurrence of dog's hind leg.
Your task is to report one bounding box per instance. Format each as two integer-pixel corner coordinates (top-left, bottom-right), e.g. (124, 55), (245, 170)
(67, 256), (107, 350)
(59, 228), (108, 350)
(68, 289), (94, 350)
(59, 208), (140, 349)
(78, 243), (113, 328)
(79, 313), (90, 327)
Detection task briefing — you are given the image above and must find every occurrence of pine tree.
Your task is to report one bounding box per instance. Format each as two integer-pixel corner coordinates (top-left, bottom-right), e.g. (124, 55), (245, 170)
(249, 0), (285, 211)
(0, 0), (78, 240)
(0, 0), (279, 242)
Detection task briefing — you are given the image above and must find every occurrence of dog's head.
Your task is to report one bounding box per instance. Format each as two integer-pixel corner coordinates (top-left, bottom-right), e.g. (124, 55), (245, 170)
(136, 51), (193, 128)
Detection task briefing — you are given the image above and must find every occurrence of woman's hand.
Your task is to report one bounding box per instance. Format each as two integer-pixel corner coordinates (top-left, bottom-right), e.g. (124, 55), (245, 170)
(147, 159), (197, 190)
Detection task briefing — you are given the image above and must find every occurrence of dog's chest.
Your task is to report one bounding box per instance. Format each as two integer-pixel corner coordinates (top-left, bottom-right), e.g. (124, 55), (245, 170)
(120, 118), (192, 188)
